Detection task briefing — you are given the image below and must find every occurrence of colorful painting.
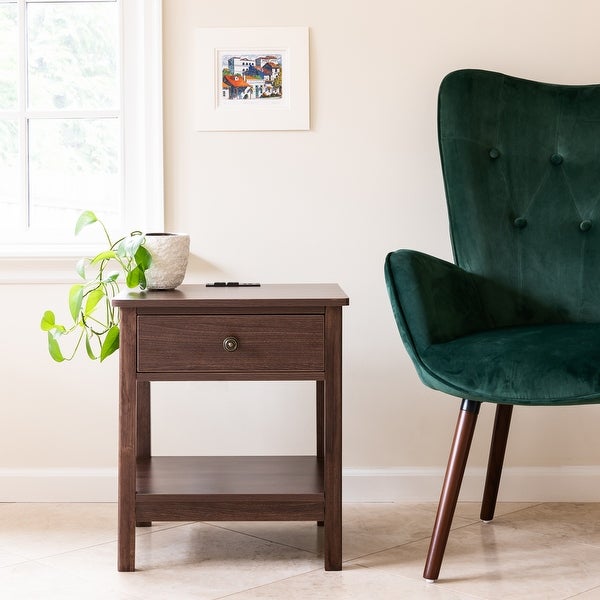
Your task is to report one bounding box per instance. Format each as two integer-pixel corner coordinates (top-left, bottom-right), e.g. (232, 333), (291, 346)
(196, 27), (309, 130)
(219, 52), (283, 102)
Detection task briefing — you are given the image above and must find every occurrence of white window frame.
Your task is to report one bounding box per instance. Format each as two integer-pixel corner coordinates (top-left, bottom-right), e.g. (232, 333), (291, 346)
(0, 0), (163, 280)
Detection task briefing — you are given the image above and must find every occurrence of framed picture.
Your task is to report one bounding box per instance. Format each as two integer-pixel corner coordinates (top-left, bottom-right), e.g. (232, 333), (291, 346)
(195, 27), (310, 131)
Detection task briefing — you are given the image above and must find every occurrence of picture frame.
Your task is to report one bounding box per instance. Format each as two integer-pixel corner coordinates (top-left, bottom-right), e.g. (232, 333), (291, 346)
(195, 27), (310, 131)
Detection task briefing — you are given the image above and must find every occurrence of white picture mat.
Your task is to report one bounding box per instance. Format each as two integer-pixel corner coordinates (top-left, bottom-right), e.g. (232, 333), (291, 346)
(195, 27), (310, 131)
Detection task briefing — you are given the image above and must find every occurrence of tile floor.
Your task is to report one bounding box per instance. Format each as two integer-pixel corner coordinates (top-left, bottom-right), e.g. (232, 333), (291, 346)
(1, 502), (600, 599)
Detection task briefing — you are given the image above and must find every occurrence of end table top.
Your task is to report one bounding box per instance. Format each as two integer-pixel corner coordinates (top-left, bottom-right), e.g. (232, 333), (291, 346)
(113, 283), (349, 308)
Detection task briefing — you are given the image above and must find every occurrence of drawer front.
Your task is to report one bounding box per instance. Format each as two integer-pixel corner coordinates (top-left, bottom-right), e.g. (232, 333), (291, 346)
(137, 315), (324, 372)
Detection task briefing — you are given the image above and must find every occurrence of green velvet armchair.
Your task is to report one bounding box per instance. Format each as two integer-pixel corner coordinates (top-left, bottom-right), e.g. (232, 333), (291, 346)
(385, 69), (600, 582)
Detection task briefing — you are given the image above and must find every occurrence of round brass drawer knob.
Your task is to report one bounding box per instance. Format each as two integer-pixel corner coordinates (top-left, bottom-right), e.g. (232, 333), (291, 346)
(223, 336), (239, 352)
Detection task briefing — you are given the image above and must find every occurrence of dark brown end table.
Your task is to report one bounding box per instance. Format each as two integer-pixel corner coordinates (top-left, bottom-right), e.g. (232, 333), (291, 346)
(113, 283), (349, 572)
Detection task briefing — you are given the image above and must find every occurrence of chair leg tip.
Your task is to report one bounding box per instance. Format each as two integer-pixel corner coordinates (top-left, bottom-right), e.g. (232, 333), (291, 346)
(424, 578), (436, 583)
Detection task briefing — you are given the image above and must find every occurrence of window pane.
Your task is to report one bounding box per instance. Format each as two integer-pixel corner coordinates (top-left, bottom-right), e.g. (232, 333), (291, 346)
(0, 2), (18, 109)
(0, 119), (19, 228)
(28, 2), (118, 110)
(28, 118), (120, 229)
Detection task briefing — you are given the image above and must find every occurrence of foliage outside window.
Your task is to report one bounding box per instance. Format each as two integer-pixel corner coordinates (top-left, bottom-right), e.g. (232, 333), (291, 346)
(0, 0), (163, 257)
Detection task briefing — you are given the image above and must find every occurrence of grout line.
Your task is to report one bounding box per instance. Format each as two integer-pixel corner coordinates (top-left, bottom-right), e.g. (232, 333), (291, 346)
(200, 521), (322, 557)
(336, 533), (436, 566)
(134, 521), (200, 537)
(212, 566), (326, 600)
(333, 506), (550, 568)
(211, 563), (372, 600)
(492, 502), (545, 519)
(0, 557), (32, 570)
(563, 584), (600, 599)
(3, 521), (209, 565)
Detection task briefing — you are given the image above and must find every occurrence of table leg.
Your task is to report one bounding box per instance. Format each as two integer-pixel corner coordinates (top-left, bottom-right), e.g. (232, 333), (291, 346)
(118, 309), (137, 571)
(136, 381), (151, 527)
(316, 380), (324, 459)
(324, 306), (342, 571)
(316, 381), (325, 527)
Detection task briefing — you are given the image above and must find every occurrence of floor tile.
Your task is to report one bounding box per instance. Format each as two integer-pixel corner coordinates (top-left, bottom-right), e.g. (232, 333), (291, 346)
(223, 563), (481, 600)
(40, 521), (322, 600)
(568, 586), (600, 598)
(0, 560), (140, 600)
(0, 546), (29, 568)
(354, 515), (600, 599)
(451, 501), (540, 522)
(0, 503), (118, 560)
(492, 502), (600, 547)
(0, 502), (189, 560)
(211, 502), (473, 561)
(3, 502), (600, 599)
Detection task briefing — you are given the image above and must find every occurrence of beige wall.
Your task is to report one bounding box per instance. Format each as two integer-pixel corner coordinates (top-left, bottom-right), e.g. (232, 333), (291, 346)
(3, 0), (600, 500)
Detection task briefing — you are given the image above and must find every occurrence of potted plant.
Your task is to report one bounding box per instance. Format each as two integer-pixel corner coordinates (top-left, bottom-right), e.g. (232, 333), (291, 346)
(41, 210), (154, 362)
(142, 232), (190, 290)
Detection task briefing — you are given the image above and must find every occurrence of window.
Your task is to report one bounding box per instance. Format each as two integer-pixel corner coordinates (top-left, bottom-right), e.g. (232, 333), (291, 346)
(0, 0), (163, 258)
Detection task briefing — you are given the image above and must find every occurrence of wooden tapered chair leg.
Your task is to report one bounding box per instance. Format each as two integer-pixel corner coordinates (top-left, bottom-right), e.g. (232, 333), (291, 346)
(424, 399), (480, 582)
(480, 404), (513, 522)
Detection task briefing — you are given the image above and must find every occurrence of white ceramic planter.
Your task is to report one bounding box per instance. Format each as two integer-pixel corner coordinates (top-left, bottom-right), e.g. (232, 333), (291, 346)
(143, 233), (190, 290)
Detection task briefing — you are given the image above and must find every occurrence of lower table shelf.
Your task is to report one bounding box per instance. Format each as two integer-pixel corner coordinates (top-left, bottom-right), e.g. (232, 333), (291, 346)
(135, 455), (325, 522)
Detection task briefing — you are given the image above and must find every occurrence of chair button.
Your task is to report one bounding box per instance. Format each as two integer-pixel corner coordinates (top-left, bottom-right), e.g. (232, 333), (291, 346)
(550, 153), (563, 165)
(513, 217), (527, 229)
(489, 148), (500, 159)
(580, 220), (592, 232)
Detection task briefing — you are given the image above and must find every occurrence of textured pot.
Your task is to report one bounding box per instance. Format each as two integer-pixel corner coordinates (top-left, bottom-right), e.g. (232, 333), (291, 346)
(143, 233), (190, 290)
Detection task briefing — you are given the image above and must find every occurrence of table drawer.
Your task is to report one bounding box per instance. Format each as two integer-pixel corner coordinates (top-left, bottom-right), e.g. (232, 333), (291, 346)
(137, 315), (324, 372)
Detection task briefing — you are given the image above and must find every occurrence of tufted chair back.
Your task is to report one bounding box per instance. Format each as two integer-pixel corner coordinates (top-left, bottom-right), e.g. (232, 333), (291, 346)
(439, 69), (600, 326)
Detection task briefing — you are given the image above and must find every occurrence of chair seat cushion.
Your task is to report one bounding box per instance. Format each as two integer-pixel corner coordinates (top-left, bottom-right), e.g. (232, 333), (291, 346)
(421, 323), (600, 405)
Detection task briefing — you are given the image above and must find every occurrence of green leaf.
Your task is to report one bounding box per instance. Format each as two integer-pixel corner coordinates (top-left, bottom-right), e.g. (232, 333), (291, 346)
(49, 324), (66, 338)
(126, 266), (141, 288)
(68, 284), (84, 321)
(138, 269), (147, 291)
(85, 335), (97, 360)
(90, 250), (117, 264)
(41, 310), (56, 331)
(119, 234), (144, 258)
(41, 313), (66, 338)
(101, 272), (119, 283)
(75, 211), (98, 235)
(100, 325), (119, 361)
(134, 245), (152, 270)
(84, 288), (105, 316)
(75, 257), (87, 279)
(47, 333), (65, 362)
(115, 241), (127, 259)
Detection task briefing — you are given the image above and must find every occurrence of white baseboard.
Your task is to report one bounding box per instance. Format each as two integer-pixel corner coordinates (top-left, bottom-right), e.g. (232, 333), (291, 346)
(1, 466), (599, 503)
(0, 468), (117, 502)
(343, 466), (600, 503)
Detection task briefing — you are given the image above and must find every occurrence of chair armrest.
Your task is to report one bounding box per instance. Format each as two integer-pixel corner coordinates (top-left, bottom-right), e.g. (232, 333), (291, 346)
(385, 249), (491, 355)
